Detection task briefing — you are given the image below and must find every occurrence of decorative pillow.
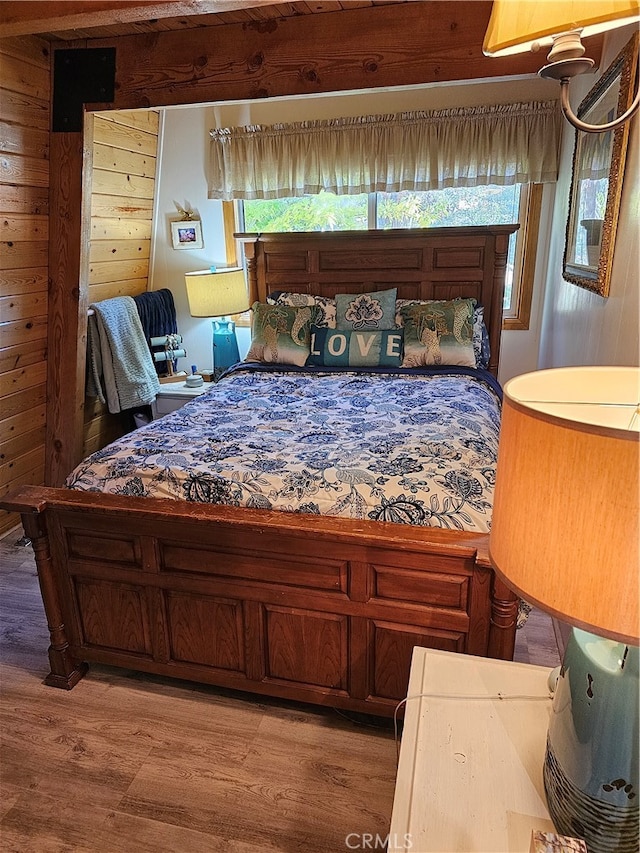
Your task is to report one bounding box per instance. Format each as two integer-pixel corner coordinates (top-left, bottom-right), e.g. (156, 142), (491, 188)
(396, 298), (489, 370)
(335, 288), (397, 331)
(400, 298), (476, 368)
(245, 302), (312, 367)
(267, 291), (336, 328)
(473, 305), (491, 370)
(307, 326), (404, 368)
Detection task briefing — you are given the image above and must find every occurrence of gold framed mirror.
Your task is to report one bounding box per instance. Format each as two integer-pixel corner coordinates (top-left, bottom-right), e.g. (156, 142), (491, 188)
(563, 32), (638, 297)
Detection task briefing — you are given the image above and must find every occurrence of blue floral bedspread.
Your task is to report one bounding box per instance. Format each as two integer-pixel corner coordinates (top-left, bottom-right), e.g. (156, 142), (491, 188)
(67, 366), (502, 532)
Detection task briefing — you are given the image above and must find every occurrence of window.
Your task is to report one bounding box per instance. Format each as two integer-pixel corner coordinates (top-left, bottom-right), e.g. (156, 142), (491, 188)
(239, 185), (542, 329)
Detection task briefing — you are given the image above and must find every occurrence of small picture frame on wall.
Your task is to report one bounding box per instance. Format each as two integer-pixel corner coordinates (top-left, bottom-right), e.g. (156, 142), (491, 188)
(171, 219), (204, 250)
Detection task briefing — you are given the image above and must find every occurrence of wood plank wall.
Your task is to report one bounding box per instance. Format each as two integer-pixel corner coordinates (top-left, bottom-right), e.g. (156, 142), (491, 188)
(0, 38), (160, 530)
(0, 35), (51, 536)
(82, 109), (159, 457)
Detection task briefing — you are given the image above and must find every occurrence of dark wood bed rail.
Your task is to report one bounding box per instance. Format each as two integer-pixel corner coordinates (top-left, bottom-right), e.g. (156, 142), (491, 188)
(4, 486), (518, 714)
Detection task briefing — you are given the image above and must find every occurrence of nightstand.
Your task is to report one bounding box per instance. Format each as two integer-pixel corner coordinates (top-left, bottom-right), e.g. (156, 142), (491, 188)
(389, 647), (555, 853)
(151, 382), (208, 419)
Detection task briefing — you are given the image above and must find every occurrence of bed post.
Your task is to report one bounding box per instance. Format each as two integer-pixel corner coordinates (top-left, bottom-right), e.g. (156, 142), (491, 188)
(20, 508), (88, 689)
(239, 235), (260, 303)
(487, 228), (512, 377)
(488, 573), (518, 660)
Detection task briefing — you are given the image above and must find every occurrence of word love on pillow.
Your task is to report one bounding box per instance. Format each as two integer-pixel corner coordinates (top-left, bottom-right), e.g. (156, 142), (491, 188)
(307, 326), (404, 368)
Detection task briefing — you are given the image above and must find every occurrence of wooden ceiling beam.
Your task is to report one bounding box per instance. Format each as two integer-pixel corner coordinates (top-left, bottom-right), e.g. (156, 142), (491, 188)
(72, 1), (602, 111)
(0, 1), (285, 37)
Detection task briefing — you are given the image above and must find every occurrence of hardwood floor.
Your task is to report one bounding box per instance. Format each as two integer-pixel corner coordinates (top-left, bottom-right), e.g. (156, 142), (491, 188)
(0, 528), (560, 852)
(513, 604), (563, 668)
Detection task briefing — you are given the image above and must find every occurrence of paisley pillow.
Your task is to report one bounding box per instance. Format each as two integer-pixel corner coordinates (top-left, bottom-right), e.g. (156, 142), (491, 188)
(245, 302), (312, 367)
(400, 298), (476, 368)
(473, 305), (491, 370)
(267, 291), (336, 328)
(335, 288), (397, 331)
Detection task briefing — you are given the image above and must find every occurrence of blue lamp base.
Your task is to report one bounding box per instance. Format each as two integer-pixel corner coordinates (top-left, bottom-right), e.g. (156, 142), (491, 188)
(212, 318), (240, 378)
(544, 629), (639, 853)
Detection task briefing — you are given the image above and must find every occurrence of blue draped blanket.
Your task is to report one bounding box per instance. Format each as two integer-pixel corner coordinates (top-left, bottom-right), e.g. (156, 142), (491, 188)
(86, 296), (160, 413)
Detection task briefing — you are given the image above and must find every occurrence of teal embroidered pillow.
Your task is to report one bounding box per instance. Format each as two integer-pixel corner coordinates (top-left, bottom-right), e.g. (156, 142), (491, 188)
(396, 298), (489, 369)
(335, 288), (397, 331)
(307, 326), (404, 368)
(400, 298), (476, 368)
(245, 302), (312, 366)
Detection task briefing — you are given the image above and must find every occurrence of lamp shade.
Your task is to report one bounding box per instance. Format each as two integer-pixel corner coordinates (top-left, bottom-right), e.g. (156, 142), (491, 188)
(185, 267), (250, 317)
(489, 366), (639, 644)
(483, 0), (640, 56)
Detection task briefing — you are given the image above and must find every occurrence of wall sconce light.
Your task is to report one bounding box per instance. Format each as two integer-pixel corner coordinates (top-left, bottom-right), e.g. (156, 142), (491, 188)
(483, 0), (640, 132)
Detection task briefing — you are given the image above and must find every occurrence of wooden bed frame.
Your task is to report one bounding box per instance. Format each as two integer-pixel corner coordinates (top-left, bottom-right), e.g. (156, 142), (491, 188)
(3, 226), (519, 717)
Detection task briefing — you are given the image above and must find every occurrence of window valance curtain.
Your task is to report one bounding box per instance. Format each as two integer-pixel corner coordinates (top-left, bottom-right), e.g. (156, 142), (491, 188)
(577, 129), (614, 182)
(208, 100), (561, 200)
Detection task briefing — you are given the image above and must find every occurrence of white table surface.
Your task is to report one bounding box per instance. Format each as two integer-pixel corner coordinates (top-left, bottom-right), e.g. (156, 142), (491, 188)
(156, 381), (208, 397)
(389, 647), (555, 853)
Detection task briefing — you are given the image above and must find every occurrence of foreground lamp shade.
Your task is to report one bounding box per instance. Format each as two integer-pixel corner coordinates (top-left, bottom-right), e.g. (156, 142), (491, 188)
(490, 366), (639, 852)
(489, 366), (639, 644)
(184, 267), (250, 318)
(483, 0), (640, 57)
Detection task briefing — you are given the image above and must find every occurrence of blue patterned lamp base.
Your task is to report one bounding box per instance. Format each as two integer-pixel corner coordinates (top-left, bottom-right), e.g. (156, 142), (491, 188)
(543, 630), (639, 853)
(212, 318), (240, 376)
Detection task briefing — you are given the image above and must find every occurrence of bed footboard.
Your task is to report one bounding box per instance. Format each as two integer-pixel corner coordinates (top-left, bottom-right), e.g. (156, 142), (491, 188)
(4, 487), (518, 716)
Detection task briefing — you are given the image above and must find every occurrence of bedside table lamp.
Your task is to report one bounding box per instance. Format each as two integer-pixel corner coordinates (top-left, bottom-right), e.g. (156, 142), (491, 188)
(489, 366), (639, 853)
(185, 267), (250, 374)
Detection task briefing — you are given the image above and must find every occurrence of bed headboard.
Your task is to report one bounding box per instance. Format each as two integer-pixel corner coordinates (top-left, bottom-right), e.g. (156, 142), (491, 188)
(237, 226), (519, 377)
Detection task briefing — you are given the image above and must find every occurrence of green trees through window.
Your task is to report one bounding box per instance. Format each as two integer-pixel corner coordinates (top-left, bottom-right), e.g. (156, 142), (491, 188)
(244, 193), (368, 232)
(244, 186), (521, 232)
(243, 185), (523, 310)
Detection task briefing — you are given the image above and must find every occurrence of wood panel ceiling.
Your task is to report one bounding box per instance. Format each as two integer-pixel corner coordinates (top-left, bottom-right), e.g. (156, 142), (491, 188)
(0, 1), (604, 97)
(1, 1), (405, 41)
